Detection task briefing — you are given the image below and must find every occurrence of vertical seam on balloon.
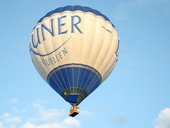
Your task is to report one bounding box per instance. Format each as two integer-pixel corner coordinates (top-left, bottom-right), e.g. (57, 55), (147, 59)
(84, 14), (104, 94)
(30, 34), (46, 80)
(78, 8), (85, 96)
(84, 76), (100, 96)
(33, 28), (64, 93)
(103, 60), (116, 80)
(62, 8), (74, 96)
(81, 70), (100, 97)
(48, 69), (65, 96)
(79, 13), (93, 94)
(40, 22), (65, 94)
(102, 38), (119, 79)
(66, 8), (73, 94)
(31, 53), (45, 81)
(71, 6), (75, 94)
(99, 29), (117, 78)
(94, 22), (114, 82)
(38, 11), (65, 95)
(98, 29), (114, 76)
(33, 27), (50, 81)
(83, 10), (98, 93)
(80, 7), (86, 93)
(45, 13), (65, 93)
(103, 41), (118, 80)
(75, 62), (102, 96)
(57, 7), (71, 95)
(102, 56), (116, 80)
(79, 10), (88, 95)
(90, 17), (107, 83)
(84, 14), (112, 94)
(48, 12), (66, 95)
(59, 7), (71, 94)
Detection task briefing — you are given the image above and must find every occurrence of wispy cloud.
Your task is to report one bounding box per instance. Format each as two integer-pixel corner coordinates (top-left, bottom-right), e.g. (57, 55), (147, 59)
(20, 104), (81, 128)
(81, 110), (93, 117)
(10, 98), (19, 104)
(0, 100), (82, 128)
(113, 116), (128, 126)
(1, 98), (19, 105)
(0, 113), (21, 124)
(0, 122), (4, 128)
(20, 117), (81, 128)
(155, 108), (170, 128)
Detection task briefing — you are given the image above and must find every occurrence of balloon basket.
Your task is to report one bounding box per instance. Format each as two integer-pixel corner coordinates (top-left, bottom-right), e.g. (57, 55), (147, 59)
(69, 105), (80, 117)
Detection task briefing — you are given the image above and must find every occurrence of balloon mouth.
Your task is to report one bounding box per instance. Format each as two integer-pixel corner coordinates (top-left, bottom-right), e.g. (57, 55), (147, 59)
(65, 94), (84, 105)
(62, 88), (88, 105)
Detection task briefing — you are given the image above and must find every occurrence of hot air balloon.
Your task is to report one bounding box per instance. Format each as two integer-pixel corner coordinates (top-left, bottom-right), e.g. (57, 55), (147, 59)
(29, 5), (119, 117)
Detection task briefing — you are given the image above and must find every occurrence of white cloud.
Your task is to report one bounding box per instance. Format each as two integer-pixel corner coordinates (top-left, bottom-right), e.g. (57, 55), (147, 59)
(10, 98), (19, 104)
(155, 108), (170, 128)
(2, 98), (19, 105)
(21, 122), (64, 128)
(81, 110), (93, 117)
(0, 122), (4, 128)
(20, 117), (81, 128)
(21, 103), (81, 128)
(36, 108), (64, 123)
(1, 113), (21, 124)
(62, 117), (81, 128)
(0, 101), (82, 128)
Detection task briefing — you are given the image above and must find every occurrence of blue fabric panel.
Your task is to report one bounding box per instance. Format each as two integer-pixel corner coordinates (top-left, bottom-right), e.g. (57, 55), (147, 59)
(59, 67), (70, 88)
(56, 70), (67, 88)
(87, 75), (101, 94)
(65, 95), (79, 103)
(53, 7), (63, 13)
(73, 5), (84, 11)
(48, 75), (64, 95)
(84, 7), (92, 12)
(65, 68), (73, 88)
(76, 66), (85, 88)
(80, 69), (92, 89)
(83, 71), (96, 87)
(62, 5), (72, 12)
(47, 64), (102, 104)
(72, 67), (79, 88)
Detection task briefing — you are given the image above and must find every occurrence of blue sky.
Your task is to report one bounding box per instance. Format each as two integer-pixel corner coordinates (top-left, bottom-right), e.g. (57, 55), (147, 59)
(0, 0), (170, 128)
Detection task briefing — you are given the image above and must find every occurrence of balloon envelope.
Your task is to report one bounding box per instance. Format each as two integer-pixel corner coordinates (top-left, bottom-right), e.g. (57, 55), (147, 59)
(29, 5), (119, 106)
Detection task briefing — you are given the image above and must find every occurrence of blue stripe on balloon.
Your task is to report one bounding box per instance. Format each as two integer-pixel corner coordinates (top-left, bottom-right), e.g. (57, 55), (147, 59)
(36, 5), (115, 27)
(47, 63), (102, 104)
